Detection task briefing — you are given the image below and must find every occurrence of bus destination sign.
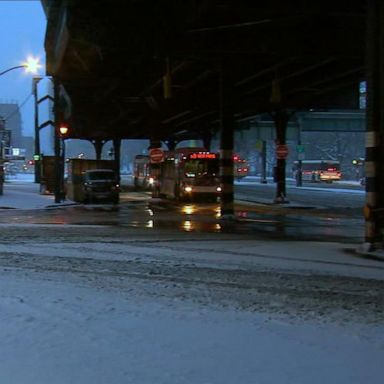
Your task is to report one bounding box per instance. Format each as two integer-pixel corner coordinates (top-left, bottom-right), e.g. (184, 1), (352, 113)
(189, 152), (217, 160)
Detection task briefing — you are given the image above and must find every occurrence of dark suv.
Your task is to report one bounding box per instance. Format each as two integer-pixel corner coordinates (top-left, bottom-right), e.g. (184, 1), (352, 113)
(82, 169), (120, 204)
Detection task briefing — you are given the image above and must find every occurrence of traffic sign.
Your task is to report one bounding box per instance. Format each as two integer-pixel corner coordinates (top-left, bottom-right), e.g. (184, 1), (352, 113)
(276, 144), (289, 159)
(149, 148), (165, 163)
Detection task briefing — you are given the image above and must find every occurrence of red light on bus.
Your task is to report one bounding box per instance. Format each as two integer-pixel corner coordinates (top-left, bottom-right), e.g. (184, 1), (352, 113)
(189, 153), (217, 159)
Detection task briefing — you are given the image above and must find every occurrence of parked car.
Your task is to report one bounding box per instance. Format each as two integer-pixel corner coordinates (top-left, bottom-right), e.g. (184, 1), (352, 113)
(82, 169), (120, 204)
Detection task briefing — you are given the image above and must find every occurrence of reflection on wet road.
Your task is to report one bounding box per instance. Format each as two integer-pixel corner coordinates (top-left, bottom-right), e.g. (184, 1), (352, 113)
(0, 196), (364, 243)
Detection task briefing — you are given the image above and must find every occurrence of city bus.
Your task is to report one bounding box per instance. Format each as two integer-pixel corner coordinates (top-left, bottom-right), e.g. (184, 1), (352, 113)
(157, 148), (221, 201)
(293, 160), (341, 183)
(133, 155), (156, 190)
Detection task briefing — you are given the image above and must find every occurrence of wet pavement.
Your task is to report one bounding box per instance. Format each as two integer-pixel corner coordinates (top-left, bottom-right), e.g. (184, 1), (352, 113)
(0, 200), (364, 244)
(0, 175), (365, 243)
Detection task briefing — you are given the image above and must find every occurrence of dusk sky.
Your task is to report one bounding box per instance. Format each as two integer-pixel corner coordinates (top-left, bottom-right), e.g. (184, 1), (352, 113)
(0, 0), (46, 138)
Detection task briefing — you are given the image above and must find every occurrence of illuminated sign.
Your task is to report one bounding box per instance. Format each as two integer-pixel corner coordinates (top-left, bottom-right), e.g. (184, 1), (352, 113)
(189, 152), (217, 160)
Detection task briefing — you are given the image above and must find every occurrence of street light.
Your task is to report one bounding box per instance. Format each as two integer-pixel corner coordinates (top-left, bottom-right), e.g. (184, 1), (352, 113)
(1, 57), (42, 189)
(0, 57), (42, 183)
(56, 123), (69, 202)
(59, 125), (69, 136)
(0, 56), (41, 77)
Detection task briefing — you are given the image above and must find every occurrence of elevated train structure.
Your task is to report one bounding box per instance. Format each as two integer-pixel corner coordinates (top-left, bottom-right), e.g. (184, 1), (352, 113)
(41, 0), (384, 248)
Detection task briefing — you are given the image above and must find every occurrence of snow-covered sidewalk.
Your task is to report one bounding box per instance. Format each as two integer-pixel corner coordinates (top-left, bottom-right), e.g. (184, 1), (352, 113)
(0, 176), (383, 384)
(0, 223), (383, 384)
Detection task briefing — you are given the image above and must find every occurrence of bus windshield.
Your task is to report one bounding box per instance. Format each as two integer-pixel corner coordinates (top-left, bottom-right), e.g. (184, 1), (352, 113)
(184, 159), (219, 178)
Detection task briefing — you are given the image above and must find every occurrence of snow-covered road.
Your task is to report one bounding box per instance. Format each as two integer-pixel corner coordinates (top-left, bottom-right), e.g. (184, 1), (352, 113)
(0, 224), (383, 383)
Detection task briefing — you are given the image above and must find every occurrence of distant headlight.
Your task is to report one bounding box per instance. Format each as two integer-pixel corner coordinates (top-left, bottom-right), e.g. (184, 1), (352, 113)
(184, 186), (193, 193)
(148, 177), (155, 185)
(216, 186), (222, 192)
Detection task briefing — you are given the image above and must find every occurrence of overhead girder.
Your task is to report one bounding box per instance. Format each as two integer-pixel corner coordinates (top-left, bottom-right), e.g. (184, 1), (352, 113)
(43, 0), (366, 142)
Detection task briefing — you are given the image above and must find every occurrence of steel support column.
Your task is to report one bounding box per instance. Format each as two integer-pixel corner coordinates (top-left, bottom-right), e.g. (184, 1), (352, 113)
(148, 139), (162, 198)
(219, 64), (235, 218)
(296, 123), (303, 187)
(149, 139), (162, 150)
(92, 139), (105, 160)
(202, 132), (212, 151)
(363, 0), (384, 249)
(260, 140), (267, 184)
(273, 110), (290, 203)
(165, 139), (177, 151)
(113, 138), (121, 182)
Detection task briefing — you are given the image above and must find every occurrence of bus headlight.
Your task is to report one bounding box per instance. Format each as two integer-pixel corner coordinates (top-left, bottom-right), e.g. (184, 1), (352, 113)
(216, 186), (222, 192)
(184, 186), (193, 193)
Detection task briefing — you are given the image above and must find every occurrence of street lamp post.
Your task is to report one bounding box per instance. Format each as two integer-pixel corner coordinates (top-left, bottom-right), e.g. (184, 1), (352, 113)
(53, 77), (69, 203)
(0, 65), (28, 77)
(59, 125), (68, 202)
(0, 57), (41, 190)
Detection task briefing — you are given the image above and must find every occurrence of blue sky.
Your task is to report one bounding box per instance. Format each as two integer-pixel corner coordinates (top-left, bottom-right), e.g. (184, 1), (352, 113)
(0, 0), (46, 137)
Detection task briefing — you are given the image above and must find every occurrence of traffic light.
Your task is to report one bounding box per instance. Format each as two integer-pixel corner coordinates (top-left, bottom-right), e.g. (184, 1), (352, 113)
(352, 158), (364, 166)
